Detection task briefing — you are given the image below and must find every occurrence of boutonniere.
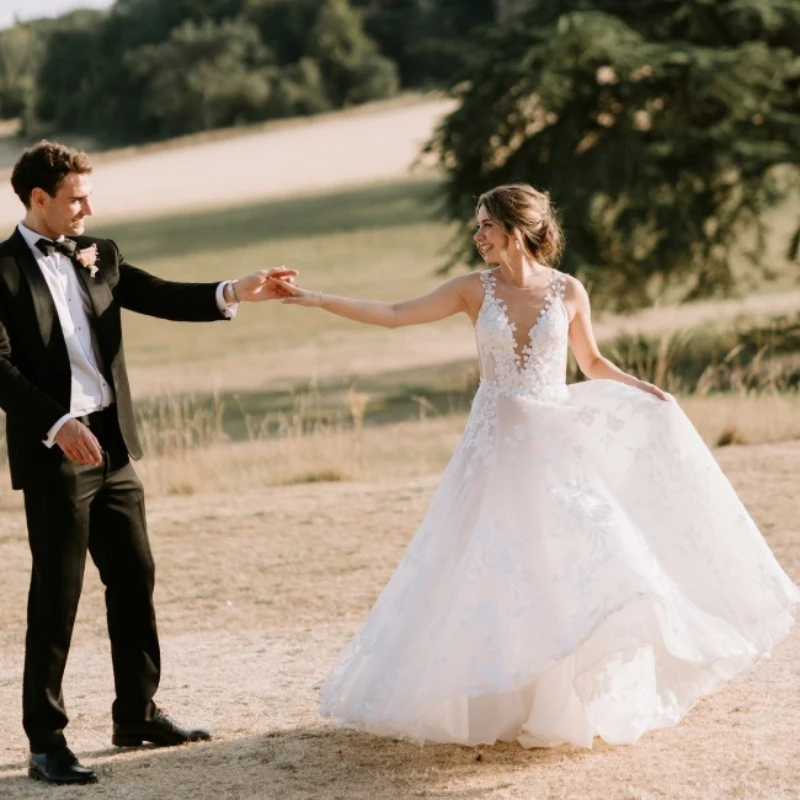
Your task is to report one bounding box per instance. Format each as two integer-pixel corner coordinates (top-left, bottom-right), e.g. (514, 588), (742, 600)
(76, 244), (100, 278)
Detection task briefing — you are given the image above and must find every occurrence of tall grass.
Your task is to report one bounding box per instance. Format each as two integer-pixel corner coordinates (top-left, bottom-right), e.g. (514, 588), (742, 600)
(592, 315), (800, 394)
(133, 387), (371, 494)
(0, 384), (797, 504)
(125, 386), (800, 496)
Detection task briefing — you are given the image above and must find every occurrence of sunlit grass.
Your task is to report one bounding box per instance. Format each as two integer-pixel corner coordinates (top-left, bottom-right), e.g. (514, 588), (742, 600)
(91, 177), (461, 366)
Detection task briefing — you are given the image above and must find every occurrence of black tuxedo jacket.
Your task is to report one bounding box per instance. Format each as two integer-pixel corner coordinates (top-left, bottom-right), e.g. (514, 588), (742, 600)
(0, 228), (227, 489)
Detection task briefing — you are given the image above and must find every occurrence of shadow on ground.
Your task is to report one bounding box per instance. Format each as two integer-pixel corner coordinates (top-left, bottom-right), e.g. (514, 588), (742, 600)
(94, 179), (444, 263)
(0, 725), (594, 800)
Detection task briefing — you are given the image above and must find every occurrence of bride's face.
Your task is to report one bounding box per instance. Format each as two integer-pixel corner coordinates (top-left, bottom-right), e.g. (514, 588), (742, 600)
(474, 205), (509, 264)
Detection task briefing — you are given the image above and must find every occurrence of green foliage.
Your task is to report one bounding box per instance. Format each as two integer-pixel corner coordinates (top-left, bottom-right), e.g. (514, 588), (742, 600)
(308, 0), (397, 105)
(4, 0), (397, 143)
(268, 57), (331, 117)
(126, 17), (274, 137)
(244, 0), (325, 65)
(352, 0), (494, 86)
(29, 10), (109, 134)
(345, 51), (399, 104)
(0, 25), (40, 119)
(429, 0), (800, 309)
(1, 0), (491, 140)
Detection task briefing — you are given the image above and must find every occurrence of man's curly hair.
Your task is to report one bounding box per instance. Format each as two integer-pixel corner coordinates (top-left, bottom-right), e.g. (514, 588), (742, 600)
(11, 140), (93, 208)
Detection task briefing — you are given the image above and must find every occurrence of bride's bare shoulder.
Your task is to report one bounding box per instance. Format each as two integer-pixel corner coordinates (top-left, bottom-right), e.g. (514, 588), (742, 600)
(443, 270), (487, 296)
(560, 273), (589, 303)
(558, 273), (591, 323)
(443, 271), (490, 319)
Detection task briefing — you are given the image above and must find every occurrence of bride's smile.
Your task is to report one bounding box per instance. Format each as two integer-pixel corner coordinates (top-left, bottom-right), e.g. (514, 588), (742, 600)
(474, 206), (505, 263)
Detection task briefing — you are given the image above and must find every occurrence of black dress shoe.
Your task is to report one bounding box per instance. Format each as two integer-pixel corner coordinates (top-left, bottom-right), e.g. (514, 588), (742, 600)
(112, 710), (211, 747)
(29, 747), (98, 784)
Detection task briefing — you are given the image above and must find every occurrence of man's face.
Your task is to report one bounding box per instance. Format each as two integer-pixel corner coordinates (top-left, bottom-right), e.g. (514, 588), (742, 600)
(32, 171), (93, 238)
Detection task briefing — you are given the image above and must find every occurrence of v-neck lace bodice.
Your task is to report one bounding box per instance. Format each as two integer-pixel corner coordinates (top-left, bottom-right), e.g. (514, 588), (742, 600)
(475, 270), (569, 399)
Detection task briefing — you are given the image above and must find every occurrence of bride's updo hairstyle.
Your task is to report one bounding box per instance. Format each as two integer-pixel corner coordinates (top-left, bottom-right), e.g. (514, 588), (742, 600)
(477, 183), (564, 264)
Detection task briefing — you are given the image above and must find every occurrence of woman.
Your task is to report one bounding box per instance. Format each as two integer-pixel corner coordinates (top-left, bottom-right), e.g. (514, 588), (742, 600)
(271, 183), (798, 748)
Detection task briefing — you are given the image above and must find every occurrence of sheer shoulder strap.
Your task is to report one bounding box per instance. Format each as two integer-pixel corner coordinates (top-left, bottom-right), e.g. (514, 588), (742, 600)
(479, 270), (496, 299)
(551, 270), (567, 301)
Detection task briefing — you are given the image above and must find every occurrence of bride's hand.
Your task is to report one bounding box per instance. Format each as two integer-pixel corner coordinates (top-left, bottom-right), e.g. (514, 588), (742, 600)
(635, 380), (671, 401)
(270, 277), (322, 307)
(232, 267), (298, 302)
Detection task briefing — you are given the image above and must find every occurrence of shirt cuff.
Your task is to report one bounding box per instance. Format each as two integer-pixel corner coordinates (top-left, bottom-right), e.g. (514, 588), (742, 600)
(216, 281), (239, 319)
(44, 414), (72, 448)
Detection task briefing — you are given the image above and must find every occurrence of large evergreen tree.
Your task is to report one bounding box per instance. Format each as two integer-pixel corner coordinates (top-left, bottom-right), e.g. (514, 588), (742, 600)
(429, 0), (800, 309)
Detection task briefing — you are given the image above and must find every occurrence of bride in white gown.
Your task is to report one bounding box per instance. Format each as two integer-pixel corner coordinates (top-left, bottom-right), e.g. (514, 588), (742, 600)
(272, 183), (799, 748)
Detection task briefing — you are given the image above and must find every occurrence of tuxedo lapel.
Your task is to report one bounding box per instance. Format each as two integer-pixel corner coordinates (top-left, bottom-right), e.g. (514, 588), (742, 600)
(8, 228), (69, 367)
(69, 243), (119, 375)
(71, 250), (113, 322)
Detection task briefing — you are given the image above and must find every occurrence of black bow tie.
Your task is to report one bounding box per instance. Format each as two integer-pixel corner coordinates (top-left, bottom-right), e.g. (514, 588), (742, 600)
(36, 237), (77, 258)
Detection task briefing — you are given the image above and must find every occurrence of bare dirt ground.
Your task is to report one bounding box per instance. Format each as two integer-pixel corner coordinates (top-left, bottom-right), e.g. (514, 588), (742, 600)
(0, 442), (797, 800)
(0, 96), (453, 228)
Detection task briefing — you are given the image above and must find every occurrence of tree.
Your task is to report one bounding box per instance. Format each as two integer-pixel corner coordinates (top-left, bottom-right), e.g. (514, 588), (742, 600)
(0, 24), (41, 120)
(268, 57), (331, 117)
(125, 17), (274, 137)
(352, 0), (494, 87)
(25, 0), (397, 143)
(248, 0), (399, 114)
(308, 0), (398, 105)
(429, 1), (800, 309)
(244, 0), (324, 65)
(31, 11), (110, 135)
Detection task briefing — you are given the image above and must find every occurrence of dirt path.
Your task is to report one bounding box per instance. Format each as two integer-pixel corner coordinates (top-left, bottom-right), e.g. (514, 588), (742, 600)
(0, 442), (797, 799)
(0, 97), (454, 228)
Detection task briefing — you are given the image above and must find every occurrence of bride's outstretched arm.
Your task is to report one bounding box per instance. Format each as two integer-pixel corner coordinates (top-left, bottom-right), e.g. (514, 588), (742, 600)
(271, 274), (477, 328)
(567, 278), (670, 401)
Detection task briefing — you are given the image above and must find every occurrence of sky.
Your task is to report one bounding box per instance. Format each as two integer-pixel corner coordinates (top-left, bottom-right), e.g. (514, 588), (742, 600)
(1, 0), (113, 30)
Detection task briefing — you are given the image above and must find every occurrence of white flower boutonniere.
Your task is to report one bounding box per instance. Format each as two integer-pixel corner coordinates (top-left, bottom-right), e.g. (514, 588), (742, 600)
(76, 244), (100, 278)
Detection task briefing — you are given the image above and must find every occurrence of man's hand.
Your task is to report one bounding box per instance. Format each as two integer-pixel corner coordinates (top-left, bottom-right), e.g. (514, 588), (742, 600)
(231, 267), (299, 303)
(54, 419), (104, 466)
(270, 278), (322, 307)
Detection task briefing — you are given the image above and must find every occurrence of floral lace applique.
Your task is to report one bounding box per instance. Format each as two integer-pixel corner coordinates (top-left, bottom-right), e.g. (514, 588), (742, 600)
(461, 270), (570, 473)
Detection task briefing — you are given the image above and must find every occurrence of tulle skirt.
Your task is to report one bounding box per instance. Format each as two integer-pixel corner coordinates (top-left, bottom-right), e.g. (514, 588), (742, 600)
(320, 380), (799, 748)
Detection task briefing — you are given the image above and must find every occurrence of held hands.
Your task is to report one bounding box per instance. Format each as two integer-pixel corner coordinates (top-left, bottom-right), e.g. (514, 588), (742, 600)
(231, 267), (299, 303)
(54, 419), (104, 466)
(269, 277), (322, 306)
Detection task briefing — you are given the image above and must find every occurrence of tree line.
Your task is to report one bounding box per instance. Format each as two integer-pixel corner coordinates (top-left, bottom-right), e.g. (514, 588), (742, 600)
(0, 0), (493, 141)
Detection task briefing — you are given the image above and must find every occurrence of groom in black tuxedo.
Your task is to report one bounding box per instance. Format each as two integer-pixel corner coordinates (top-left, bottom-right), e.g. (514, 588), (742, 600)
(0, 141), (295, 785)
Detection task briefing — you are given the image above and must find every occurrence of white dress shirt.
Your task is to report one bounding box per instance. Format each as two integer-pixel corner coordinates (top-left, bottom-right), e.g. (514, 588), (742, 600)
(16, 223), (237, 446)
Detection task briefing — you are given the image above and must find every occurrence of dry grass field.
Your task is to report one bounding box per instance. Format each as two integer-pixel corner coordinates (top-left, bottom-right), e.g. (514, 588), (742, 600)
(0, 97), (798, 799)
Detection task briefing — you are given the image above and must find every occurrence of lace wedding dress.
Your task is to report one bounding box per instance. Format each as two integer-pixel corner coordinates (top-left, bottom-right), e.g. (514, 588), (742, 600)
(320, 270), (799, 748)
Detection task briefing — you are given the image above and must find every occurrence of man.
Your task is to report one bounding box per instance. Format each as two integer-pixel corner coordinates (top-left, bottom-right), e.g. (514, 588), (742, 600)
(0, 140), (295, 785)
